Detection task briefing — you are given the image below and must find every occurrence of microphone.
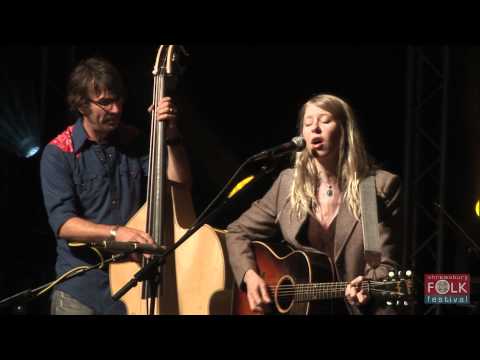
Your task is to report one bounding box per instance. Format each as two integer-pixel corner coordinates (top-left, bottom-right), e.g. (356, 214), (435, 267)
(87, 241), (167, 255)
(252, 136), (306, 162)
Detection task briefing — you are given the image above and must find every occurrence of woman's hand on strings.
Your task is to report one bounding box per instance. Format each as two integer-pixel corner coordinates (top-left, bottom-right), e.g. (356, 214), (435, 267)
(345, 276), (370, 306)
(243, 269), (272, 313)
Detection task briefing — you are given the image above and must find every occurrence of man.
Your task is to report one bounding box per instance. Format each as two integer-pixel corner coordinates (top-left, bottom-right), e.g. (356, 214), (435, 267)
(40, 57), (191, 314)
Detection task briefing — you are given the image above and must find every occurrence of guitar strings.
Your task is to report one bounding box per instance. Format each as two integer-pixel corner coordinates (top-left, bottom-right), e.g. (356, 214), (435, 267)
(267, 281), (401, 289)
(265, 282), (405, 298)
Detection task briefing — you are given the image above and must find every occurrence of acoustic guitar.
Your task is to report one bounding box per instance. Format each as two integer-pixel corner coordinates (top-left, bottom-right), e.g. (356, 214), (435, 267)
(233, 241), (414, 315)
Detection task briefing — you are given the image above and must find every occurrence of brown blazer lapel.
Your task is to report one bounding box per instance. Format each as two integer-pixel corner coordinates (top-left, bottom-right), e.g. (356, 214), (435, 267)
(279, 200), (307, 249)
(334, 202), (359, 263)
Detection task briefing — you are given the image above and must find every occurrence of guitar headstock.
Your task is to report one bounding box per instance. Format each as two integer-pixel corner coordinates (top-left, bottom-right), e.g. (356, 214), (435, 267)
(370, 270), (415, 307)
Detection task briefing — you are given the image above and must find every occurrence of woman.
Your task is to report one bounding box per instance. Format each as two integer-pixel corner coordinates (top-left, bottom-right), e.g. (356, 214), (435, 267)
(225, 94), (402, 315)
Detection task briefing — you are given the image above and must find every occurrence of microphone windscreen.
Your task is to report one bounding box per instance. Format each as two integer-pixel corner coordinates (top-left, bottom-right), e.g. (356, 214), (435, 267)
(292, 136), (306, 150)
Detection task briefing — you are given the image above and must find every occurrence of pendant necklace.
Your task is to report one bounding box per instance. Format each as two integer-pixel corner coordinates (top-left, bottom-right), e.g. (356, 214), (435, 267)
(326, 185), (334, 197)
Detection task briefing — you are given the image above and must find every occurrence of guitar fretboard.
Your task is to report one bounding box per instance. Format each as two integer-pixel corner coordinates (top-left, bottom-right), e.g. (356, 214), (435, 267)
(268, 282), (371, 302)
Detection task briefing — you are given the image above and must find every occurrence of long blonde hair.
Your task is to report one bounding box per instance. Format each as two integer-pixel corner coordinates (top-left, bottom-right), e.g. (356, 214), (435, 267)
(290, 94), (373, 220)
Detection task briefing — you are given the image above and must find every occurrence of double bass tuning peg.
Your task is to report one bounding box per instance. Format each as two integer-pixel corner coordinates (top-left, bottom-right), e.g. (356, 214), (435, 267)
(170, 46), (190, 76)
(178, 45), (189, 57)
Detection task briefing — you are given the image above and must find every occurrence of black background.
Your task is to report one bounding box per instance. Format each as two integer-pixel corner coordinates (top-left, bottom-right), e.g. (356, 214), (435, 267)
(0, 42), (478, 315)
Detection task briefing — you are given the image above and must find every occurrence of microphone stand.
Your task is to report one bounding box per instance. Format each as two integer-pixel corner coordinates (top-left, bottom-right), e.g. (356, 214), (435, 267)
(112, 159), (280, 303)
(0, 153), (286, 311)
(0, 252), (132, 311)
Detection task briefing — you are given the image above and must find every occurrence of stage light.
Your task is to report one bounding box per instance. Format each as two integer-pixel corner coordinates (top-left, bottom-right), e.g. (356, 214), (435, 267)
(16, 136), (41, 159)
(0, 73), (42, 159)
(0, 116), (42, 159)
(475, 200), (480, 218)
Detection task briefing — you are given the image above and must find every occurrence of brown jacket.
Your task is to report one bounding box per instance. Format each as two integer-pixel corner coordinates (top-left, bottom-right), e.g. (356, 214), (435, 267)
(225, 168), (403, 314)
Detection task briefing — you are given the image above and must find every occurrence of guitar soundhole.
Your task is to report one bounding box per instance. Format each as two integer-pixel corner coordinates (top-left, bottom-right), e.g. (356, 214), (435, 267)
(275, 275), (295, 314)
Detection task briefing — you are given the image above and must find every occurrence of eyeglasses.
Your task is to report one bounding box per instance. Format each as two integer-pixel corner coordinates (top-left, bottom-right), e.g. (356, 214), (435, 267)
(89, 97), (123, 112)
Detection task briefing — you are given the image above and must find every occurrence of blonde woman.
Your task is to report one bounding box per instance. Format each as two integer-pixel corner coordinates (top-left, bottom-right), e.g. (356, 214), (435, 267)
(226, 94), (402, 315)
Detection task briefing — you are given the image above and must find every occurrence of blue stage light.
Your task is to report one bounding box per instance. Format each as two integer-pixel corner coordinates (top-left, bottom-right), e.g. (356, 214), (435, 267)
(16, 136), (41, 158)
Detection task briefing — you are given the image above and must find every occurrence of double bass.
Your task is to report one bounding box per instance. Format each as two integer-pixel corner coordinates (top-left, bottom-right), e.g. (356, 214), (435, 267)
(109, 45), (233, 315)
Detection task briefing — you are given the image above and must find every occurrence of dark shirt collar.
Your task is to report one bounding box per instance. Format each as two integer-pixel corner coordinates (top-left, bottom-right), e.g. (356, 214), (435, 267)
(72, 118), (90, 154)
(72, 118), (133, 153)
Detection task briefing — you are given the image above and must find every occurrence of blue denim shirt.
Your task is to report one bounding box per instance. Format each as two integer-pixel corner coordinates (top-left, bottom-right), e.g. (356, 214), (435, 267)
(40, 119), (149, 314)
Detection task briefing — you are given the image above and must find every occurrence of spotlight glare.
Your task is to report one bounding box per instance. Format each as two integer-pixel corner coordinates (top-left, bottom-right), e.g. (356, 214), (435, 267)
(25, 146), (40, 158)
(17, 136), (41, 159)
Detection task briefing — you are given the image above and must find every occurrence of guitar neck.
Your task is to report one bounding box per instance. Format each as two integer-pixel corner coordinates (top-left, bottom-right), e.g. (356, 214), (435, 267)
(271, 281), (370, 302)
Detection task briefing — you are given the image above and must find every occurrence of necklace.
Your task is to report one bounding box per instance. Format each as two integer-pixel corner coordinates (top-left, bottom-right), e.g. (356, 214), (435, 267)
(326, 185), (333, 197)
